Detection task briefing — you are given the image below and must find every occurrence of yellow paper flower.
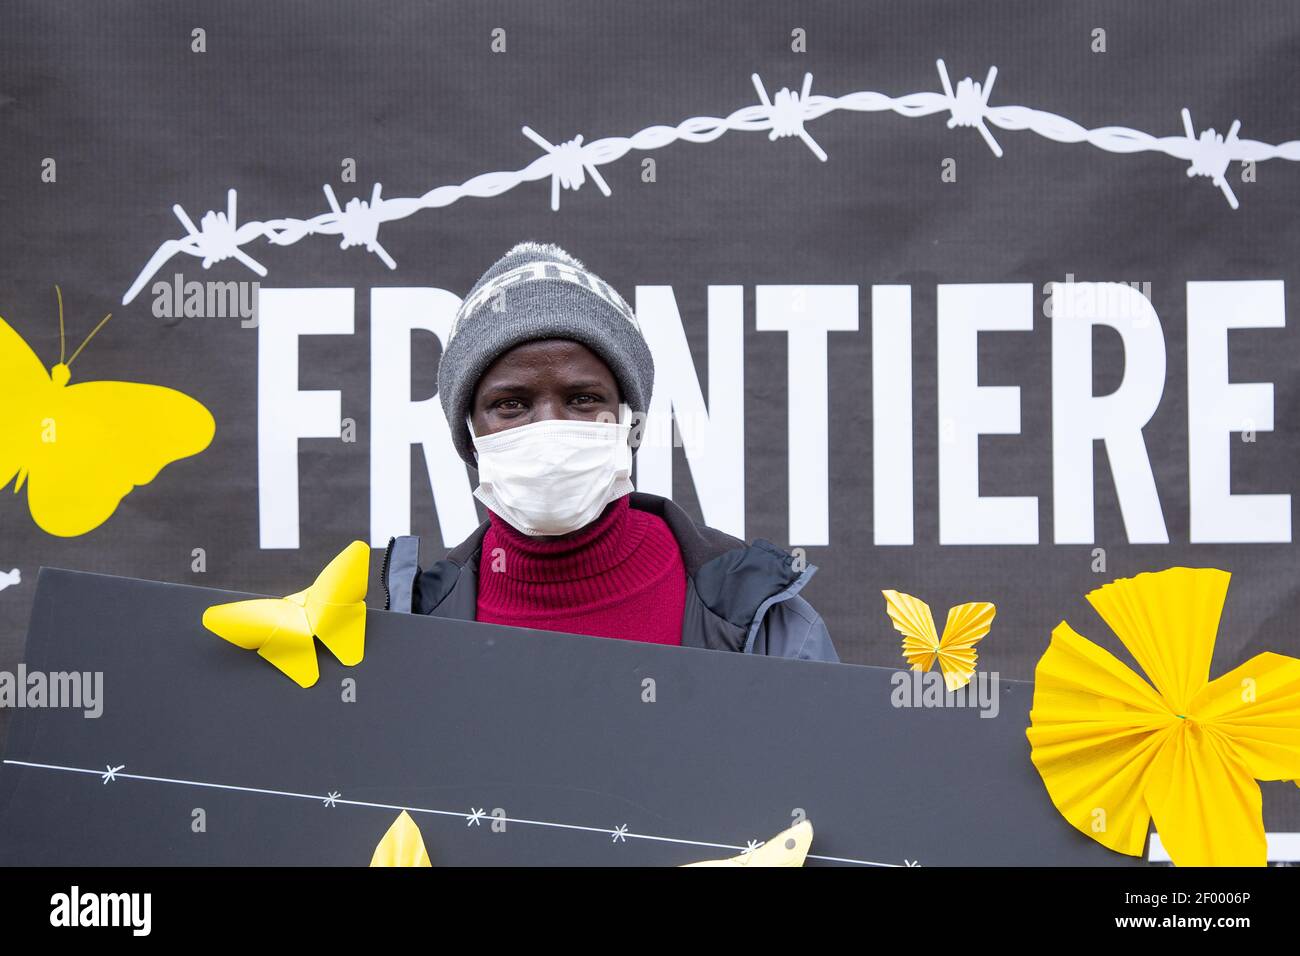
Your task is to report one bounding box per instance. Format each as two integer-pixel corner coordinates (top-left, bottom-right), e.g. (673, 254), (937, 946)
(1026, 567), (1300, 866)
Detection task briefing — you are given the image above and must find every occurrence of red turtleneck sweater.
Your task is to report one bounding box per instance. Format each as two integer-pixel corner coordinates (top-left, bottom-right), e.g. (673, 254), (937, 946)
(476, 495), (687, 645)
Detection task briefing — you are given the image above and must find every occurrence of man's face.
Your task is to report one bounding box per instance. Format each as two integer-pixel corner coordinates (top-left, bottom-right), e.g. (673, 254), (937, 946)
(470, 338), (621, 438)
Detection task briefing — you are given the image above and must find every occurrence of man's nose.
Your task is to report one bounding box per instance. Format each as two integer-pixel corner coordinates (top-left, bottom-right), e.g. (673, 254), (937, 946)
(532, 397), (569, 422)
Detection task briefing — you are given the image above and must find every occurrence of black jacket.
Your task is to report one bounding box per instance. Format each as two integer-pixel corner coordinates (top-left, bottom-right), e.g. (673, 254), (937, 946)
(381, 492), (838, 662)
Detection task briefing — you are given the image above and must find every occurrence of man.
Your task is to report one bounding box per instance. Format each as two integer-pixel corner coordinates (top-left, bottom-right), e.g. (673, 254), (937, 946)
(382, 241), (837, 662)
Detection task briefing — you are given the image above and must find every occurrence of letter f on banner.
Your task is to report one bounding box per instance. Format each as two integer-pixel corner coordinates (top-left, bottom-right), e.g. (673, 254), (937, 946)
(258, 289), (353, 549)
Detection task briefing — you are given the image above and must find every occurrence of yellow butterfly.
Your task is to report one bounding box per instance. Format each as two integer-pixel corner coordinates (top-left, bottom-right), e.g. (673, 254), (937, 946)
(370, 811), (432, 867)
(881, 590), (996, 692)
(0, 287), (214, 537)
(682, 820), (814, 867)
(202, 540), (370, 688)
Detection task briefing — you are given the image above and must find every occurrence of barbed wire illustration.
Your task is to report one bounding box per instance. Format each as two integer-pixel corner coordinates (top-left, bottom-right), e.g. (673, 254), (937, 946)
(121, 59), (1300, 305)
(4, 758), (895, 866)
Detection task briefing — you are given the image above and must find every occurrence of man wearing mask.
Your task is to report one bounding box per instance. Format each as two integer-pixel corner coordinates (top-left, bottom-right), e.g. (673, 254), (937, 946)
(382, 242), (838, 662)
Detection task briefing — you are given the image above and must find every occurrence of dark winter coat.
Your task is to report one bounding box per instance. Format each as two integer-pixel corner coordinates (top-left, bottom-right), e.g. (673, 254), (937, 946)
(381, 491), (838, 662)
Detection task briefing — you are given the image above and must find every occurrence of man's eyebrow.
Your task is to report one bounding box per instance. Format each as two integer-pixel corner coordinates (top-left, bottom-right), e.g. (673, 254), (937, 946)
(478, 379), (610, 399)
(478, 380), (533, 397)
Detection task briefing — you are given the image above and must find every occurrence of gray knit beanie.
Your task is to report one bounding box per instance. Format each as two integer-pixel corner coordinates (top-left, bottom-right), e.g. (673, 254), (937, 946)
(439, 241), (655, 468)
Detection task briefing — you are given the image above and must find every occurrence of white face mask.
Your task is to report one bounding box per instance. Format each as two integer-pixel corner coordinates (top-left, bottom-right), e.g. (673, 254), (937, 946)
(469, 405), (634, 536)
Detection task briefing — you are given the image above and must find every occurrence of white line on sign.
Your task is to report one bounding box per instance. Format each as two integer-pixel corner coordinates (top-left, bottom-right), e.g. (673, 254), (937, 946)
(2, 758), (897, 867)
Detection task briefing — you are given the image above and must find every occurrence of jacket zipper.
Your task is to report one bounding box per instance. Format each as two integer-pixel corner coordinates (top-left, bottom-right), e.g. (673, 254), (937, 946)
(380, 536), (395, 611)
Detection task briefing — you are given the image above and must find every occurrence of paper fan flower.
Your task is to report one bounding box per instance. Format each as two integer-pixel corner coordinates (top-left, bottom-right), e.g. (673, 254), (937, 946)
(1026, 567), (1300, 866)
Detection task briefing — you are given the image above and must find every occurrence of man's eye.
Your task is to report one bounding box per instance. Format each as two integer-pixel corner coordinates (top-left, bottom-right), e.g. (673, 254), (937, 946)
(571, 394), (598, 405)
(494, 399), (524, 411)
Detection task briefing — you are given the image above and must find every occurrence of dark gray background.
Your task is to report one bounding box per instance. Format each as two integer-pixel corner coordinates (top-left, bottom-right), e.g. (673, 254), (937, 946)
(0, 2), (1297, 828)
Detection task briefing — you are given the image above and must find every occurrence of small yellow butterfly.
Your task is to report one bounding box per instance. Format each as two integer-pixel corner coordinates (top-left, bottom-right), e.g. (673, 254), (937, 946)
(0, 287), (215, 537)
(202, 540), (370, 688)
(682, 820), (814, 867)
(370, 811), (432, 867)
(882, 590), (996, 692)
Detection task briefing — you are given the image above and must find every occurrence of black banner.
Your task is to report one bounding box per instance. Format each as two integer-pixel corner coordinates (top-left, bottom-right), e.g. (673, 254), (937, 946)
(1, 0), (1297, 838)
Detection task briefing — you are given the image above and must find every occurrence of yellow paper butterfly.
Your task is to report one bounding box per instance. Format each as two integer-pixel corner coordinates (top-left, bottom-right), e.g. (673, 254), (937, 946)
(882, 590), (996, 692)
(370, 811), (432, 867)
(202, 540), (370, 688)
(0, 288), (215, 537)
(682, 820), (814, 867)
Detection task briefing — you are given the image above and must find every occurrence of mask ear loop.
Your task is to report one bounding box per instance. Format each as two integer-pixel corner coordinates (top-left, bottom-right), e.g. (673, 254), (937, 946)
(617, 402), (637, 478)
(465, 413), (479, 464)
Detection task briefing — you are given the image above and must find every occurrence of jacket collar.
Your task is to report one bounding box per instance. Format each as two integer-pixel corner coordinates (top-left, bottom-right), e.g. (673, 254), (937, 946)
(439, 492), (809, 629)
